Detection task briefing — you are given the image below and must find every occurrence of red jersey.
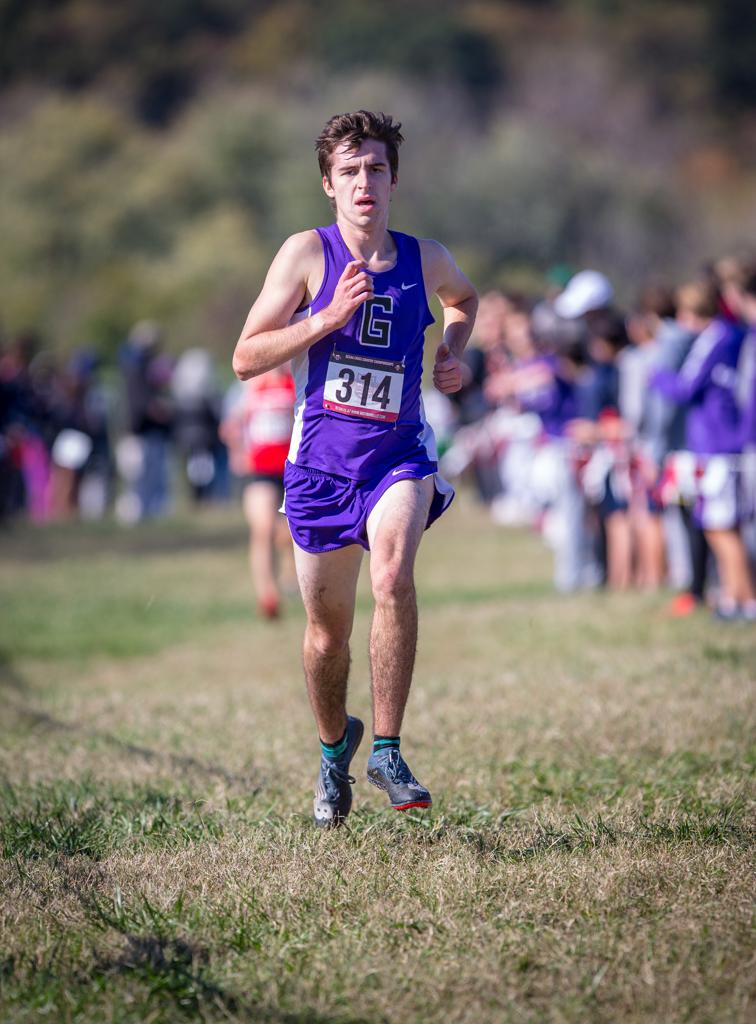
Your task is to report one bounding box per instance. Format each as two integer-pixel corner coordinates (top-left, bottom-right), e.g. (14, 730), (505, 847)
(240, 371), (295, 476)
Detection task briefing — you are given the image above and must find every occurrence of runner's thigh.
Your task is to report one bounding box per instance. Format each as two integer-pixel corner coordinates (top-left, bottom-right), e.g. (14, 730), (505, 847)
(366, 476), (435, 565)
(294, 543), (364, 629)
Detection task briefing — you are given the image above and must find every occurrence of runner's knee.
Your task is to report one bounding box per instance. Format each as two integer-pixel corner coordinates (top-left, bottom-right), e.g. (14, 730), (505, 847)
(305, 620), (351, 657)
(371, 561), (415, 606)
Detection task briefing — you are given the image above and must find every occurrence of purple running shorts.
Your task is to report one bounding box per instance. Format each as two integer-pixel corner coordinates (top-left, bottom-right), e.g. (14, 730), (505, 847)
(282, 459), (454, 553)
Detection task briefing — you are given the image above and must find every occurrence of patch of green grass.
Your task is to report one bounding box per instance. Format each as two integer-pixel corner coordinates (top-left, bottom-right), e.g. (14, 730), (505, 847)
(702, 644), (749, 666)
(324, 801), (753, 860)
(0, 579), (555, 664)
(0, 780), (223, 860)
(1, 948), (356, 1024)
(0, 590), (255, 661)
(2, 880), (375, 1023)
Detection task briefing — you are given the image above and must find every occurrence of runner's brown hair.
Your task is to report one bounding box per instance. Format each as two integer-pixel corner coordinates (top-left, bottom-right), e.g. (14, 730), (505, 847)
(316, 111), (403, 183)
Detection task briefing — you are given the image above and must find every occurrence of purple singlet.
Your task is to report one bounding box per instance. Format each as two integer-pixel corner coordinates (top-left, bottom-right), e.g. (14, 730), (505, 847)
(288, 223), (438, 480)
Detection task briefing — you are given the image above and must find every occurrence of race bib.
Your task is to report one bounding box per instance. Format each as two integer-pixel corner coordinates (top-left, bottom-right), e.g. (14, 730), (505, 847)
(323, 350), (404, 423)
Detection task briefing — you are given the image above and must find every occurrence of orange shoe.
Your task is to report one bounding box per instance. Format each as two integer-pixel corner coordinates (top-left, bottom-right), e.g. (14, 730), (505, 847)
(666, 592), (698, 618)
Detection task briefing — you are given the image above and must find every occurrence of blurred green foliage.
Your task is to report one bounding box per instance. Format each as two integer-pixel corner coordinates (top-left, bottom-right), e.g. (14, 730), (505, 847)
(0, 0), (755, 358)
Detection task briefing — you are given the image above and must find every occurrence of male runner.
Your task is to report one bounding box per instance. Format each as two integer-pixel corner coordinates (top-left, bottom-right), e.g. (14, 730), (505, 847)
(232, 110), (477, 826)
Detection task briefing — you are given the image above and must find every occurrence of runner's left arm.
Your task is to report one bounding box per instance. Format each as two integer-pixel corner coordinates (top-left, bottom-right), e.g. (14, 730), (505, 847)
(420, 240), (478, 395)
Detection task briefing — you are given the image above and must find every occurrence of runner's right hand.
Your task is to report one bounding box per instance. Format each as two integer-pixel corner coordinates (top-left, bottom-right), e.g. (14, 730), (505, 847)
(322, 260), (374, 330)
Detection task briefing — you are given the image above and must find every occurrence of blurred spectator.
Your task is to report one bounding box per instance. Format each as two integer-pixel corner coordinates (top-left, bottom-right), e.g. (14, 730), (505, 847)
(575, 310), (626, 420)
(171, 347), (222, 504)
(117, 321), (174, 523)
(485, 295), (545, 525)
(567, 312), (630, 588)
(714, 256), (756, 415)
(530, 297), (586, 357)
(549, 270), (628, 585)
(0, 334), (53, 522)
(629, 285), (698, 596)
(604, 308), (661, 592)
(652, 280), (755, 619)
(48, 350), (112, 520)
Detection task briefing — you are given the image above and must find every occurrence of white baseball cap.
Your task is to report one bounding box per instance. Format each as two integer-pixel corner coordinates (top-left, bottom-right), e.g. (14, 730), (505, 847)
(553, 270), (614, 319)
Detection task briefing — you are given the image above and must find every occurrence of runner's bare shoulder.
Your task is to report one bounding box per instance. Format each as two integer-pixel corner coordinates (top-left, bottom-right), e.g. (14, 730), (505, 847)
(417, 239), (459, 298)
(270, 230), (325, 307)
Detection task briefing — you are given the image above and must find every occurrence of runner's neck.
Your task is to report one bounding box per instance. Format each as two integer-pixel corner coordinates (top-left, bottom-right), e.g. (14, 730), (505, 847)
(336, 219), (397, 273)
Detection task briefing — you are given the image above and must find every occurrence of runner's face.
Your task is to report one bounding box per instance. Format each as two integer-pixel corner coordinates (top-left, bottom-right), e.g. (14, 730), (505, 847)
(323, 139), (396, 226)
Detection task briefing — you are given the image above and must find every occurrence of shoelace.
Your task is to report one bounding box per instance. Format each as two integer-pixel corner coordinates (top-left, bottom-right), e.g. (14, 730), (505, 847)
(322, 759), (355, 795)
(383, 749), (416, 785)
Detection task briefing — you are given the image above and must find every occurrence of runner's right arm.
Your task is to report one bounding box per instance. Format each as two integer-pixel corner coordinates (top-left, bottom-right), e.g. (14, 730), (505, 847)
(232, 232), (373, 380)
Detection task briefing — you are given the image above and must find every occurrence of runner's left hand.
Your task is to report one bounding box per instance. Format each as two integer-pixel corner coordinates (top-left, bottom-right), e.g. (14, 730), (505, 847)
(433, 343), (462, 394)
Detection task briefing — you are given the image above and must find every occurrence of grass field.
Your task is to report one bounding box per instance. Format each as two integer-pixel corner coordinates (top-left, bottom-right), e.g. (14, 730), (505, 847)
(1, 494), (754, 1024)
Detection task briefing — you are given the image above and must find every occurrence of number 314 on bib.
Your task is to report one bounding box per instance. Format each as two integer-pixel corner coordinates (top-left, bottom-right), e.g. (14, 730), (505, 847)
(323, 351), (404, 423)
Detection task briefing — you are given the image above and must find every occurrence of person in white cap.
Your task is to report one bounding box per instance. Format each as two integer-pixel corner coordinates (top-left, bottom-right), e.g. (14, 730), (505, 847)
(554, 270), (614, 323)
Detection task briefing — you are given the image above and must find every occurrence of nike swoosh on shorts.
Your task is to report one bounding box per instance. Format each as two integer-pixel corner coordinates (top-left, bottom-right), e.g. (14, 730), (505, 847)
(400, 282), (417, 290)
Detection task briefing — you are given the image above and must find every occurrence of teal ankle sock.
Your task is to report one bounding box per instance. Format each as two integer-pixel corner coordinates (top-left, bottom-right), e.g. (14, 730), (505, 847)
(320, 727), (348, 760)
(373, 734), (400, 754)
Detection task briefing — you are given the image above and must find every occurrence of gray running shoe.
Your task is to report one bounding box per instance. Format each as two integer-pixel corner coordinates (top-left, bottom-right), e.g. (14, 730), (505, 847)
(366, 747), (432, 811)
(313, 715), (364, 828)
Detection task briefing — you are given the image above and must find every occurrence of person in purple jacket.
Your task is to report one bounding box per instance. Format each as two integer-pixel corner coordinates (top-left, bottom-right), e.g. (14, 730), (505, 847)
(735, 265), (756, 452)
(651, 280), (755, 618)
(232, 111), (478, 825)
(735, 264), (756, 583)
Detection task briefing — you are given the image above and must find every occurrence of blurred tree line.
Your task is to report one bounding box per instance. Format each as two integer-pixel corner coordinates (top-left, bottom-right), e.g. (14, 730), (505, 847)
(1, 0), (755, 359)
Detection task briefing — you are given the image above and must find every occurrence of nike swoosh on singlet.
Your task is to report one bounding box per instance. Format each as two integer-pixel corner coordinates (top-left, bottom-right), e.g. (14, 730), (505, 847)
(400, 282), (417, 290)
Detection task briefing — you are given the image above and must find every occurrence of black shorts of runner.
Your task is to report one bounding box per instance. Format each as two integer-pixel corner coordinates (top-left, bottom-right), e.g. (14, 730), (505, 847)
(241, 472), (285, 502)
